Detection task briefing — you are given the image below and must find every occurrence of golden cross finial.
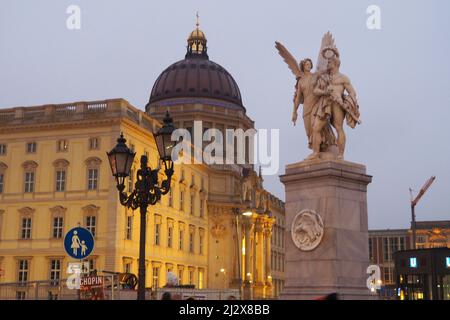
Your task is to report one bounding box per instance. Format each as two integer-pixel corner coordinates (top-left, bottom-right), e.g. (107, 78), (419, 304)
(196, 11), (200, 28)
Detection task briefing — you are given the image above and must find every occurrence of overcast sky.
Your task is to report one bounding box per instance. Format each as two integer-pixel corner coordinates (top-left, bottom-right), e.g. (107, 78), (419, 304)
(1, 0), (449, 229)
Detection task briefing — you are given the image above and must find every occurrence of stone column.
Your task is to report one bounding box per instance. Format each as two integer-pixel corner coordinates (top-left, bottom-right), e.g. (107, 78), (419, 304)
(243, 216), (253, 300)
(264, 224), (273, 289)
(279, 159), (373, 300)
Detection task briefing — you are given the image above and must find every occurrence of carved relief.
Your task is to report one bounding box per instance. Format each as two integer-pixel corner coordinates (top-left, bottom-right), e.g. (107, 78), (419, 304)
(291, 209), (324, 251)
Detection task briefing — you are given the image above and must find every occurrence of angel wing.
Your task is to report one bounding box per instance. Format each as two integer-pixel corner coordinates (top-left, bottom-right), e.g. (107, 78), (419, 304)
(316, 31), (337, 73)
(275, 41), (303, 79)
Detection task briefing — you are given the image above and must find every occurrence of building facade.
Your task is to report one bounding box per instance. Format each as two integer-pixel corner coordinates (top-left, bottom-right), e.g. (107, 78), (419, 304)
(0, 24), (285, 299)
(369, 220), (450, 299)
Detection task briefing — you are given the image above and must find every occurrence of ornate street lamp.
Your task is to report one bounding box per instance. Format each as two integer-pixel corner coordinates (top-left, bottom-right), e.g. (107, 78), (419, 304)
(107, 111), (176, 300)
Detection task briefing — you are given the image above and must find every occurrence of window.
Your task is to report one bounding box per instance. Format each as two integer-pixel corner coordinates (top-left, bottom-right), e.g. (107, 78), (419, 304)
(89, 137), (100, 150)
(88, 259), (96, 273)
(18, 260), (29, 283)
(383, 238), (390, 261)
(86, 216), (96, 236)
(168, 188), (173, 207)
(198, 269), (204, 289)
(389, 237), (396, 258)
(180, 191), (184, 212)
(128, 169), (134, 192)
(26, 142), (37, 153)
(50, 259), (61, 284)
(57, 140), (68, 152)
(399, 237), (406, 251)
(16, 291), (26, 300)
(152, 266), (160, 288)
(189, 269), (194, 285)
(21, 218), (32, 239)
(53, 217), (64, 239)
(199, 200), (204, 218)
(167, 223), (173, 248)
(126, 216), (132, 240)
(88, 169), (98, 190)
(189, 229), (195, 253)
(199, 231), (204, 255)
(55, 169), (66, 192)
(0, 144), (6, 155)
(190, 194), (195, 215)
(179, 229), (184, 251)
(178, 268), (184, 285)
(154, 221), (161, 246)
(0, 173), (4, 194)
(24, 171), (35, 193)
(124, 262), (131, 273)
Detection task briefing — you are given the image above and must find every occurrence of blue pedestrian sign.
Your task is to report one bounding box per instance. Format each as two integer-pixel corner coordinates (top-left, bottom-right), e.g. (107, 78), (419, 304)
(64, 227), (94, 259)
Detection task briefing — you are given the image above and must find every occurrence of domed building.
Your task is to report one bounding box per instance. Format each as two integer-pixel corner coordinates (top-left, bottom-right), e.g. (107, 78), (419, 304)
(146, 24), (286, 298)
(0, 22), (285, 300)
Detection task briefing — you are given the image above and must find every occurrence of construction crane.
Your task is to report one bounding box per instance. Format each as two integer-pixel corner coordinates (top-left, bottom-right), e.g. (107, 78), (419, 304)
(409, 176), (436, 249)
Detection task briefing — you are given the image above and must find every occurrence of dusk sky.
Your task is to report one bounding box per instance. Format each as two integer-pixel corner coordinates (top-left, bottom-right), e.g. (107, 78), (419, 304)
(1, 0), (449, 229)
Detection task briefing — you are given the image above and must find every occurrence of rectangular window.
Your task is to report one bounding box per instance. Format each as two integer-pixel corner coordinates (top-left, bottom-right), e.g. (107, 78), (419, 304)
(126, 216), (132, 240)
(24, 172), (35, 193)
(180, 191), (184, 212)
(128, 169), (134, 192)
(88, 169), (98, 190)
(55, 170), (66, 192)
(168, 188), (173, 207)
(154, 223), (160, 246)
(389, 237), (396, 260)
(168, 225), (173, 248)
(21, 218), (32, 239)
(86, 216), (96, 236)
(199, 232), (204, 255)
(198, 269), (204, 289)
(57, 140), (68, 152)
(189, 230), (194, 253)
(89, 137), (99, 150)
(399, 237), (405, 251)
(0, 173), (4, 193)
(190, 195), (195, 215)
(189, 270), (194, 285)
(124, 262), (131, 273)
(152, 267), (160, 288)
(383, 237), (390, 261)
(179, 229), (184, 251)
(199, 199), (204, 218)
(0, 144), (7, 155)
(16, 291), (26, 300)
(18, 260), (29, 283)
(26, 142), (37, 153)
(50, 259), (61, 284)
(178, 269), (183, 285)
(53, 217), (63, 239)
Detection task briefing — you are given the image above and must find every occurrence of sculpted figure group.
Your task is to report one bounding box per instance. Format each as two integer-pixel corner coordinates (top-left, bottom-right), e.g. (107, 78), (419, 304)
(276, 32), (361, 160)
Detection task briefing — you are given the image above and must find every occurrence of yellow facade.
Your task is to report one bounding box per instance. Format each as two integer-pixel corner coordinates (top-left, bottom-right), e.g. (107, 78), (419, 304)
(0, 98), (285, 299)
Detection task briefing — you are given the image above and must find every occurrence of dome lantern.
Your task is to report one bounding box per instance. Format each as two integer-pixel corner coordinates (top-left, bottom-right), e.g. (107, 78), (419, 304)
(186, 12), (208, 58)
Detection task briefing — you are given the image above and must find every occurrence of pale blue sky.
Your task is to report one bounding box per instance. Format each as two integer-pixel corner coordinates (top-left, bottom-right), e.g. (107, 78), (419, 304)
(1, 0), (449, 229)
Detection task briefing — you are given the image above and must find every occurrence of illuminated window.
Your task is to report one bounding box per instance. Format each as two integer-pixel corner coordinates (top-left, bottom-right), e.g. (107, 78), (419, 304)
(57, 140), (68, 152)
(410, 257), (418, 268)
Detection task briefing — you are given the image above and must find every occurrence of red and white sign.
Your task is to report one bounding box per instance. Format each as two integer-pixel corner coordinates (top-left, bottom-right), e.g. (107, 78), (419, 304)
(80, 276), (103, 289)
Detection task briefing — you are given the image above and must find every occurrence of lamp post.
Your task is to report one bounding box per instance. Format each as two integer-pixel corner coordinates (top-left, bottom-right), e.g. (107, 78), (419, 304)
(107, 111), (176, 300)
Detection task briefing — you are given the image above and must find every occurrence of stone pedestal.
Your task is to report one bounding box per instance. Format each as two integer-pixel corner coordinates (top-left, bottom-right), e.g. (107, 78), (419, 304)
(279, 159), (373, 300)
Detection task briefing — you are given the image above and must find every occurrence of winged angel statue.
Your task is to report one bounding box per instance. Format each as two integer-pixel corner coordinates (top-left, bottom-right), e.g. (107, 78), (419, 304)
(275, 32), (361, 160)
